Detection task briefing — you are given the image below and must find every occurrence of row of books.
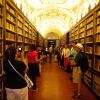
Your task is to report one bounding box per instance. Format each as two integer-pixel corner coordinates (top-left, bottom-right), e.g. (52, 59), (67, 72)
(6, 4), (15, 15)
(95, 34), (100, 42)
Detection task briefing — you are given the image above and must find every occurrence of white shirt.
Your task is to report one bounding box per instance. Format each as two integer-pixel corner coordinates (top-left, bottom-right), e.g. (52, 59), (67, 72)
(62, 48), (70, 58)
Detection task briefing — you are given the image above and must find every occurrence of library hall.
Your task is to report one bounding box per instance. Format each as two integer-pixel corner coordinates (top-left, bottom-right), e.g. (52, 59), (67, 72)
(0, 0), (100, 100)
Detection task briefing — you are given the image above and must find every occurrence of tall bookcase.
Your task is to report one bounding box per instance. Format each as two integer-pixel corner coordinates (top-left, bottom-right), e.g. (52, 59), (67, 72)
(4, 0), (39, 51)
(69, 3), (100, 98)
(0, 0), (3, 99)
(0, 0), (40, 99)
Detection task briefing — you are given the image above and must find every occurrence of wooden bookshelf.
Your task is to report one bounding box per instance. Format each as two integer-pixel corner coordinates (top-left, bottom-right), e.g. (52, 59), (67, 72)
(0, 0), (3, 99)
(0, 0), (41, 99)
(69, 3), (100, 98)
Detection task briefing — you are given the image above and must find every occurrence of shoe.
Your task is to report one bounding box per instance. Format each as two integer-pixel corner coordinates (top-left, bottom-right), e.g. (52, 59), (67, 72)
(72, 94), (81, 98)
(73, 91), (77, 95)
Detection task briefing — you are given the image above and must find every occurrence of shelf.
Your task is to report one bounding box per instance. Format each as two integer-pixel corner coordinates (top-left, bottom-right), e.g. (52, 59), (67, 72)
(18, 21), (23, 29)
(96, 23), (100, 26)
(17, 27), (23, 35)
(86, 27), (93, 31)
(86, 34), (93, 37)
(83, 75), (92, 88)
(0, 2), (3, 7)
(79, 37), (84, 39)
(17, 35), (23, 42)
(85, 42), (93, 44)
(86, 14), (93, 23)
(0, 21), (2, 27)
(0, 25), (2, 28)
(6, 19), (16, 26)
(85, 52), (92, 55)
(94, 56), (100, 71)
(84, 71), (91, 79)
(95, 32), (100, 34)
(0, 14), (2, 17)
(93, 82), (100, 97)
(94, 53), (100, 56)
(93, 74), (100, 84)
(6, 9), (16, 18)
(18, 25), (23, 30)
(96, 25), (100, 33)
(6, 28), (16, 34)
(5, 39), (15, 42)
(96, 9), (100, 17)
(18, 14), (23, 23)
(79, 25), (85, 29)
(95, 41), (100, 43)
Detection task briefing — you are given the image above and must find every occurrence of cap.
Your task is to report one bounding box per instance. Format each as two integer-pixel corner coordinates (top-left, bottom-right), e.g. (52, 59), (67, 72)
(76, 43), (83, 49)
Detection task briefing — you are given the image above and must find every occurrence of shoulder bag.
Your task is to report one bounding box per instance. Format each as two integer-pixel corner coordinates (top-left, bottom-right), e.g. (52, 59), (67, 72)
(8, 60), (33, 88)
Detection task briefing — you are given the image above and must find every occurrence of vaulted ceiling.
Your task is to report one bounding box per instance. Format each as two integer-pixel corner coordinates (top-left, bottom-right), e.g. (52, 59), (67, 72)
(14, 0), (99, 39)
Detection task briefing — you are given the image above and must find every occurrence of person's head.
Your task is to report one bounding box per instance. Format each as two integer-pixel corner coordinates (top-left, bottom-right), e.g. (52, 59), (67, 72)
(72, 42), (77, 48)
(64, 44), (67, 48)
(37, 46), (40, 51)
(4, 46), (16, 60)
(75, 43), (83, 52)
(30, 44), (36, 51)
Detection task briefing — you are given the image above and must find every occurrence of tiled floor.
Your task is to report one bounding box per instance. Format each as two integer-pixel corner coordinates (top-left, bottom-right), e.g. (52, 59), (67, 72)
(29, 59), (97, 100)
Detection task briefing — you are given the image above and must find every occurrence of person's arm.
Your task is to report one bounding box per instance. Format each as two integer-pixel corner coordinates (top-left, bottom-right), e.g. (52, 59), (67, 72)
(35, 55), (44, 63)
(19, 51), (29, 72)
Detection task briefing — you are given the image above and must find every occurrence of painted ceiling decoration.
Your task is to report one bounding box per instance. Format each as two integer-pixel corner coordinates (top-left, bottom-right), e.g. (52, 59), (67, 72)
(13, 0), (99, 38)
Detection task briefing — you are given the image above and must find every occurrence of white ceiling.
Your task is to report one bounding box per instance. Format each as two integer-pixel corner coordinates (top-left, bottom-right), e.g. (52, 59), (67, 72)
(14, 0), (99, 38)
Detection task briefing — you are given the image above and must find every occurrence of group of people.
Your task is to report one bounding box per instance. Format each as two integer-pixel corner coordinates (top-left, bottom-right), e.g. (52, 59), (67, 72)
(3, 42), (86, 100)
(55, 42), (85, 98)
(3, 44), (46, 100)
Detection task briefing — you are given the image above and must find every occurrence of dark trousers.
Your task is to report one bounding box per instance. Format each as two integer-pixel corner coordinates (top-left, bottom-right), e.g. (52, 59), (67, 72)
(31, 74), (36, 90)
(28, 63), (37, 90)
(49, 53), (52, 63)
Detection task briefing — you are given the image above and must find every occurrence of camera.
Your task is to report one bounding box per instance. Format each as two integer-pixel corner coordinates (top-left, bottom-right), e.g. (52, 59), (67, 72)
(18, 48), (22, 52)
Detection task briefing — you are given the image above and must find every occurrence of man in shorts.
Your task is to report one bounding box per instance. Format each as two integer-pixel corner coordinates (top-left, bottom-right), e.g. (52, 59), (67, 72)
(72, 43), (83, 98)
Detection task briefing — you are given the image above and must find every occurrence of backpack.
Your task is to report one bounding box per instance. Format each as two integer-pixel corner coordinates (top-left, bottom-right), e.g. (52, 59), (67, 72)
(80, 52), (89, 72)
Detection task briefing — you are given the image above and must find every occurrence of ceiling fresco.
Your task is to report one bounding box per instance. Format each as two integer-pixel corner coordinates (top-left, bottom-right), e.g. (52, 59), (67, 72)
(13, 0), (99, 38)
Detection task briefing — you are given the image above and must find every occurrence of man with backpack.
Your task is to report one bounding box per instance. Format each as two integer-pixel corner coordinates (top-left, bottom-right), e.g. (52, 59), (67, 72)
(71, 43), (89, 98)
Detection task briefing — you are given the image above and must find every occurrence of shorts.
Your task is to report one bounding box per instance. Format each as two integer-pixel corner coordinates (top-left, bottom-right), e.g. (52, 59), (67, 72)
(5, 87), (28, 100)
(72, 67), (82, 83)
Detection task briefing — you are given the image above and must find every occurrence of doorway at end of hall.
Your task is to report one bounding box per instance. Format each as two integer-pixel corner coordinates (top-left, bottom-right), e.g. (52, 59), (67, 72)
(48, 39), (56, 54)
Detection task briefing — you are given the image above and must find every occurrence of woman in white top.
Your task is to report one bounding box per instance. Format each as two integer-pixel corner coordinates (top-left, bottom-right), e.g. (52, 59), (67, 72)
(62, 44), (70, 70)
